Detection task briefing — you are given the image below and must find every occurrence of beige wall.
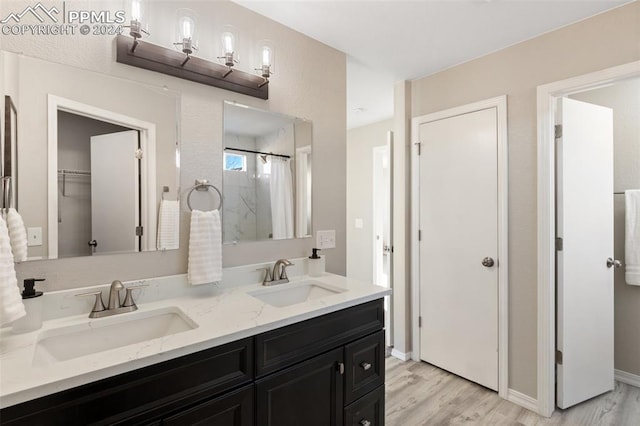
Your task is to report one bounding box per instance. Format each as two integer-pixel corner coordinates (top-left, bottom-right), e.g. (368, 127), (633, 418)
(346, 119), (392, 283)
(1, 0), (346, 289)
(410, 1), (640, 397)
(571, 78), (640, 377)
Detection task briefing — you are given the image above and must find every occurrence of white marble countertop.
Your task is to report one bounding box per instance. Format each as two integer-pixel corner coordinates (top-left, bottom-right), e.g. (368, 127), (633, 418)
(0, 266), (390, 408)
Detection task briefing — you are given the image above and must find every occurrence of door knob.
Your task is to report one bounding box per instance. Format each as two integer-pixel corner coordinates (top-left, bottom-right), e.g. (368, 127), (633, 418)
(606, 258), (622, 269)
(481, 257), (495, 268)
(88, 240), (98, 248)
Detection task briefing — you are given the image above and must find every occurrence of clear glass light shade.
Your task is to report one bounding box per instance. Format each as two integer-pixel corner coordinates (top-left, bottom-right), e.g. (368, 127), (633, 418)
(257, 40), (276, 75)
(221, 31), (235, 55)
(126, 0), (148, 38)
(176, 9), (196, 40)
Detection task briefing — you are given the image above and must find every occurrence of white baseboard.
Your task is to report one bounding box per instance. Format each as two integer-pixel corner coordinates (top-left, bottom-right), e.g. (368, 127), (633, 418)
(615, 369), (640, 388)
(507, 389), (538, 413)
(391, 349), (412, 361)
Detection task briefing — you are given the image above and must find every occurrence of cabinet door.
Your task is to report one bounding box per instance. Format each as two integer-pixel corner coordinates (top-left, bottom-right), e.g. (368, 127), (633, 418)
(256, 347), (344, 426)
(163, 384), (253, 426)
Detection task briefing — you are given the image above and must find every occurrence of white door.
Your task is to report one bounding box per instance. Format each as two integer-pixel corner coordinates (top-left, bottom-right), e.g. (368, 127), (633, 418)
(419, 107), (499, 391)
(90, 130), (139, 255)
(556, 97), (614, 409)
(373, 132), (393, 347)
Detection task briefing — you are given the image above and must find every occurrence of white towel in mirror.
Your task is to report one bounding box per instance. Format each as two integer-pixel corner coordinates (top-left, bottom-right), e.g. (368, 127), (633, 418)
(188, 209), (222, 285)
(625, 190), (640, 285)
(157, 200), (179, 250)
(0, 215), (26, 325)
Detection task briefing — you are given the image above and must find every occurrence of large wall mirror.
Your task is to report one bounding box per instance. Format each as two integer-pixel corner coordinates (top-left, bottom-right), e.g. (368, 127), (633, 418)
(1, 51), (180, 260)
(223, 101), (312, 243)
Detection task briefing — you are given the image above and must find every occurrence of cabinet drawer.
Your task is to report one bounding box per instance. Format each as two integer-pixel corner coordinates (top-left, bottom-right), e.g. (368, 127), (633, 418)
(344, 385), (385, 426)
(1, 338), (253, 425)
(162, 384), (253, 426)
(345, 330), (385, 404)
(256, 299), (384, 377)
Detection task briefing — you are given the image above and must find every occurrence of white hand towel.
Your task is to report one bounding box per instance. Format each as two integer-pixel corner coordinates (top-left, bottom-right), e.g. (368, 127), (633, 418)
(188, 209), (222, 285)
(157, 200), (180, 250)
(625, 190), (640, 285)
(0, 215), (26, 325)
(5, 208), (28, 262)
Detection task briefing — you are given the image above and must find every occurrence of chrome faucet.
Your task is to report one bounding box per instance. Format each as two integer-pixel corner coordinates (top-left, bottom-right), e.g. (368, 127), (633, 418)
(76, 280), (147, 318)
(261, 259), (294, 286)
(108, 280), (124, 310)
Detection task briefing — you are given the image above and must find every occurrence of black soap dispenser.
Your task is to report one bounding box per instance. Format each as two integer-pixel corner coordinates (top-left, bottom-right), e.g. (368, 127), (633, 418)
(12, 278), (45, 334)
(308, 248), (325, 277)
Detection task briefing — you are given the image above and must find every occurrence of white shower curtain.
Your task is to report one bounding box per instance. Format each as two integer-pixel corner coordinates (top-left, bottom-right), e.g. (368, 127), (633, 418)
(270, 158), (294, 240)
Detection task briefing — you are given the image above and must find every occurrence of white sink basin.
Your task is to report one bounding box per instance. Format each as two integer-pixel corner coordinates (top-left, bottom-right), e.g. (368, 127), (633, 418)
(248, 281), (345, 307)
(33, 307), (198, 365)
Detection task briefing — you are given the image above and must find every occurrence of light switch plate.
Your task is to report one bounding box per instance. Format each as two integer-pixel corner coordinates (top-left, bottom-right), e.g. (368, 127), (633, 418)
(355, 218), (363, 229)
(316, 230), (336, 249)
(27, 227), (43, 247)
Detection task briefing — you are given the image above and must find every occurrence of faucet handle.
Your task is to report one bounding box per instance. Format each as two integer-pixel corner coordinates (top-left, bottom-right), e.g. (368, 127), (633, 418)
(122, 284), (148, 308)
(76, 291), (106, 313)
(257, 267), (273, 285)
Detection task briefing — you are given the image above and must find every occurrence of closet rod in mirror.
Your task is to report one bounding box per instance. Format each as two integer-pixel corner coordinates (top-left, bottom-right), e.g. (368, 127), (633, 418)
(224, 147), (291, 159)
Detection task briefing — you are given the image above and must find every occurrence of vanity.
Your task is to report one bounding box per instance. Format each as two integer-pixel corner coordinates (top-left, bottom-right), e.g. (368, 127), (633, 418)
(0, 263), (390, 425)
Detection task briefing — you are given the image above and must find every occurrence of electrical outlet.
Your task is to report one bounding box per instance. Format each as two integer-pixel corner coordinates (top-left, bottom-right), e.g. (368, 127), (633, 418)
(316, 230), (336, 249)
(27, 227), (43, 247)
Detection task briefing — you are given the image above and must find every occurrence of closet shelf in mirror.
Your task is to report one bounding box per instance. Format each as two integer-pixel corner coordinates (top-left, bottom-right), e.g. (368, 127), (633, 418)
(58, 169), (91, 197)
(116, 35), (269, 100)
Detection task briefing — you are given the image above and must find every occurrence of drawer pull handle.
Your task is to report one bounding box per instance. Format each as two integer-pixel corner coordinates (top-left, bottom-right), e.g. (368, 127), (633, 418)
(360, 420), (371, 426)
(360, 361), (372, 371)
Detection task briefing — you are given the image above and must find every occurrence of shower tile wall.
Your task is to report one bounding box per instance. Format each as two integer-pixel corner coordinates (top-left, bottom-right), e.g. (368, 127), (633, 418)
(223, 134), (258, 242)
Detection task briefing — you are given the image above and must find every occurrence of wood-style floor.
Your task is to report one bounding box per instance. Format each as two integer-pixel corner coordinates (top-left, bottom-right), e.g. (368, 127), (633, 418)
(385, 357), (640, 425)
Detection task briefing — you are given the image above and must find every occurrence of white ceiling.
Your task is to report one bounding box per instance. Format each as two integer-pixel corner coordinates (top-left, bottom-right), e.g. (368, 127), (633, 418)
(234, 0), (630, 129)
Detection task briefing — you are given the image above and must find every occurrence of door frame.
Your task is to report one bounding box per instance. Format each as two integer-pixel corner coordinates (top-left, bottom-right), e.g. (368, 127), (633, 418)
(536, 60), (640, 417)
(47, 95), (157, 258)
(372, 138), (393, 348)
(410, 95), (509, 399)
(372, 143), (390, 286)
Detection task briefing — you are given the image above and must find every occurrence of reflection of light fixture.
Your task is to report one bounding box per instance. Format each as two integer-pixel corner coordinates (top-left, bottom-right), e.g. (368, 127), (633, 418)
(174, 8), (198, 65)
(125, 0), (149, 52)
(218, 26), (239, 77)
(256, 40), (275, 87)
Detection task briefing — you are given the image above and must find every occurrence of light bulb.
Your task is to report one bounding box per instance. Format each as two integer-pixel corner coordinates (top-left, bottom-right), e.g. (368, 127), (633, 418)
(180, 17), (194, 39)
(131, 0), (141, 21)
(222, 32), (234, 54)
(262, 46), (271, 67)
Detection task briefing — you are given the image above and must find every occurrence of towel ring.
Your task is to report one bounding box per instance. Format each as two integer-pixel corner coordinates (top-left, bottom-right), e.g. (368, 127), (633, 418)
(187, 179), (223, 211)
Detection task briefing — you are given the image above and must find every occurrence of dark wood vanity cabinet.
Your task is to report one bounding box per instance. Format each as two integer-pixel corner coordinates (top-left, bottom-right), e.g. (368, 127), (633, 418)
(253, 299), (385, 426)
(0, 299), (385, 426)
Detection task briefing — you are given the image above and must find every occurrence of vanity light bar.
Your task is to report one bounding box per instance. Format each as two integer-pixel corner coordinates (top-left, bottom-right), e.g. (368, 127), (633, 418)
(115, 35), (268, 100)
